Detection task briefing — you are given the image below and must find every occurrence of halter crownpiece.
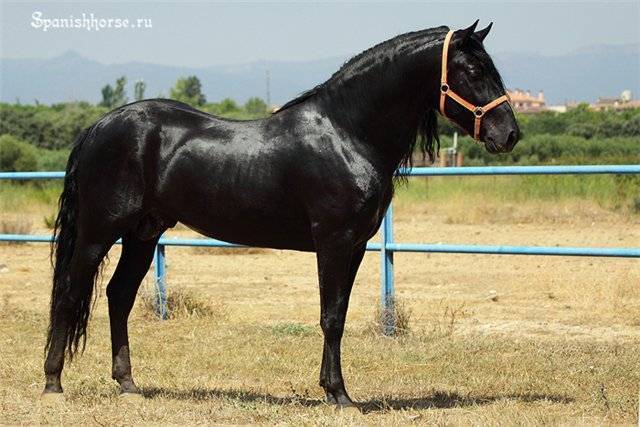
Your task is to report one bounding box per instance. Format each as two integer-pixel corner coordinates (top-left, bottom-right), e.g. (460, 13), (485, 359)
(439, 30), (510, 141)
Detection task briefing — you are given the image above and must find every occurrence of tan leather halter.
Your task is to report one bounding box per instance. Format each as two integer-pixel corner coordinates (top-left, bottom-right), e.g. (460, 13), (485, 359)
(439, 30), (510, 141)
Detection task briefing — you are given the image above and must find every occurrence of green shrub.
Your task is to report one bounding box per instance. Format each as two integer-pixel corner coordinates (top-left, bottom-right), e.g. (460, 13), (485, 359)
(437, 105), (640, 140)
(38, 149), (70, 171)
(440, 134), (640, 166)
(0, 102), (106, 150)
(0, 134), (38, 171)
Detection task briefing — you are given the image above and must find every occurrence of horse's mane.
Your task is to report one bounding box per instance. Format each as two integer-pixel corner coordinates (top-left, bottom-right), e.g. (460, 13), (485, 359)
(276, 27), (447, 114)
(276, 87), (319, 112)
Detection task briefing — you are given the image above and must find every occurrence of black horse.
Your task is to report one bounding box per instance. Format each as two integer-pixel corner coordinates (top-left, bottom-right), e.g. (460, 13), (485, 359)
(43, 21), (519, 408)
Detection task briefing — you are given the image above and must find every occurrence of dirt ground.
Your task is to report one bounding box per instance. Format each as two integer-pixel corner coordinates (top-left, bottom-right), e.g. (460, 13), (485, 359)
(1, 201), (639, 424)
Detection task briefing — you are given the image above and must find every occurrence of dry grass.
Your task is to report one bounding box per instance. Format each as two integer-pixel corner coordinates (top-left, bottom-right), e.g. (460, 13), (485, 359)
(0, 216), (32, 236)
(190, 246), (267, 256)
(270, 322), (315, 336)
(398, 195), (630, 226)
(0, 299), (638, 425)
(0, 197), (639, 424)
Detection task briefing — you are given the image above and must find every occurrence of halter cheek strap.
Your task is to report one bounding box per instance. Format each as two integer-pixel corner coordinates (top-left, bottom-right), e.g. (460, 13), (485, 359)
(439, 30), (510, 141)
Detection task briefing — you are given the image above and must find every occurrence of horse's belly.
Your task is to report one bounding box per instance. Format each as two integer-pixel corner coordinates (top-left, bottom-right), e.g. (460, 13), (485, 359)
(180, 214), (315, 252)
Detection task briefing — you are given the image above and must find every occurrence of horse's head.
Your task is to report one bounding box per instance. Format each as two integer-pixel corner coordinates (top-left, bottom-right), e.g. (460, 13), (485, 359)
(439, 21), (519, 153)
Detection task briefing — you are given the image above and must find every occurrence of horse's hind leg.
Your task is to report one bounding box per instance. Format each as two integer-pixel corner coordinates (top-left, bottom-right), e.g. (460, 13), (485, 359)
(106, 232), (160, 396)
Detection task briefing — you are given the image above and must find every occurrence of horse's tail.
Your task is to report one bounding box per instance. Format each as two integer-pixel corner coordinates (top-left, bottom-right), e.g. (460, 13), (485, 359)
(45, 126), (95, 359)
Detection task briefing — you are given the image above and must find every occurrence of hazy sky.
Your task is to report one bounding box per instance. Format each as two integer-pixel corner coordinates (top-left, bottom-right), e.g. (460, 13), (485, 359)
(2, 1), (639, 67)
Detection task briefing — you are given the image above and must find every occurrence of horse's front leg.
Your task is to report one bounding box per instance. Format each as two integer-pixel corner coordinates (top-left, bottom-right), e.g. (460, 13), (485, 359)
(315, 232), (361, 408)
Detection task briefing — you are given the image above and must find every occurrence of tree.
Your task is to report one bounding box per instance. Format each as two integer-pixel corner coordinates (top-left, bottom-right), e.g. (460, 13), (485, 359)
(244, 97), (268, 116)
(99, 85), (114, 108)
(113, 76), (127, 106)
(99, 76), (128, 108)
(217, 98), (239, 114)
(0, 134), (38, 171)
(134, 79), (146, 101)
(170, 76), (206, 107)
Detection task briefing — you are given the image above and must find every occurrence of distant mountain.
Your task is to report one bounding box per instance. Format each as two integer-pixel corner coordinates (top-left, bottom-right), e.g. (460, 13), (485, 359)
(1, 44), (638, 106)
(0, 51), (344, 106)
(493, 43), (640, 105)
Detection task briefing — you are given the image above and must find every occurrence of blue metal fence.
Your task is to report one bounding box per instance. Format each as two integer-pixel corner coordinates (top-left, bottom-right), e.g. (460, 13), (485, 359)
(2, 165), (639, 330)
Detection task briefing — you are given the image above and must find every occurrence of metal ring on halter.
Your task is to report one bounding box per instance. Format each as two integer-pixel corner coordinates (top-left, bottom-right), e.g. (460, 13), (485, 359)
(440, 83), (449, 93)
(474, 107), (484, 117)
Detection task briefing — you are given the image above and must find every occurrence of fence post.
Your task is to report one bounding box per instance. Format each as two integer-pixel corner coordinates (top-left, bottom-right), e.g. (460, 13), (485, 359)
(153, 243), (168, 319)
(380, 203), (395, 335)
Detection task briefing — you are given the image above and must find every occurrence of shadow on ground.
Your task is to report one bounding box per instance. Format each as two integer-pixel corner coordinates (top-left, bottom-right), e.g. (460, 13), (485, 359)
(359, 391), (574, 413)
(142, 387), (573, 413)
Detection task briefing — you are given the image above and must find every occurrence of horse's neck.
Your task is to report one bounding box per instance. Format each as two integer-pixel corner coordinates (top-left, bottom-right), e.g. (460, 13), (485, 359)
(319, 49), (441, 172)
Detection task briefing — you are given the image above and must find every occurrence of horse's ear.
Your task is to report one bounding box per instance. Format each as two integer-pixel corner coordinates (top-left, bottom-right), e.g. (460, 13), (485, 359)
(457, 20), (479, 46)
(474, 22), (493, 43)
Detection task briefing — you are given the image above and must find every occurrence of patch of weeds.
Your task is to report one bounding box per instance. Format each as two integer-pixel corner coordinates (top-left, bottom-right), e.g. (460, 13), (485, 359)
(367, 298), (413, 336)
(270, 322), (314, 336)
(427, 301), (468, 338)
(43, 212), (56, 229)
(138, 285), (226, 320)
(632, 196), (640, 214)
(598, 383), (611, 413)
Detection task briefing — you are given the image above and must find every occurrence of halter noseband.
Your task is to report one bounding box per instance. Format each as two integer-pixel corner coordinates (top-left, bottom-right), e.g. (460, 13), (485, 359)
(439, 30), (510, 141)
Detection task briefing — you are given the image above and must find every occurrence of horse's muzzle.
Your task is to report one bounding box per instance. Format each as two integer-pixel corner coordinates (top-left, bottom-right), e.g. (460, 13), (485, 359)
(486, 128), (519, 154)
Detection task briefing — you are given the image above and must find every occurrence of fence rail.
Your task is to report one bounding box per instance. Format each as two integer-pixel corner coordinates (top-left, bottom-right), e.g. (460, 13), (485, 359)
(2, 165), (639, 333)
(3, 165), (640, 181)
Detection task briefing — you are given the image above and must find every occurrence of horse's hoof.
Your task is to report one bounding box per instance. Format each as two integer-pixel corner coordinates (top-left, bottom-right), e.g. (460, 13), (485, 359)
(40, 392), (65, 407)
(119, 392), (144, 402)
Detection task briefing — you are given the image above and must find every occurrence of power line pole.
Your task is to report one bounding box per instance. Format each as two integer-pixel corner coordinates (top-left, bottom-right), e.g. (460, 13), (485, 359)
(265, 68), (271, 108)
